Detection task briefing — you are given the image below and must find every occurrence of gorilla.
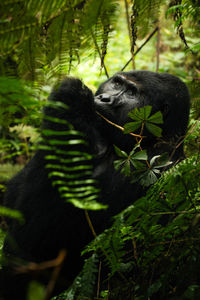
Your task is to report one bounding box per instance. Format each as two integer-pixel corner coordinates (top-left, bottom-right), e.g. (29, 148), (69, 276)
(1, 71), (190, 299)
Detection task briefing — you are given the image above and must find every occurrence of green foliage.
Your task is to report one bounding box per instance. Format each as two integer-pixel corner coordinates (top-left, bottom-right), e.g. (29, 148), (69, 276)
(80, 155), (200, 299)
(114, 106), (169, 187)
(0, 77), (41, 136)
(0, 0), (119, 81)
(0, 77), (43, 163)
(114, 145), (147, 177)
(124, 106), (163, 137)
(130, 153), (173, 187)
(53, 254), (99, 300)
(41, 101), (105, 211)
(0, 163), (23, 183)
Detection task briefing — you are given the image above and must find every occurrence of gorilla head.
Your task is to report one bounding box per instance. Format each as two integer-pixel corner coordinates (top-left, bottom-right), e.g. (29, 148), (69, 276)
(94, 70), (190, 156)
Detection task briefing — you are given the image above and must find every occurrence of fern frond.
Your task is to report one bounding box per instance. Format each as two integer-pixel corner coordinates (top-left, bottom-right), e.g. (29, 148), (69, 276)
(40, 101), (106, 211)
(0, 0), (119, 81)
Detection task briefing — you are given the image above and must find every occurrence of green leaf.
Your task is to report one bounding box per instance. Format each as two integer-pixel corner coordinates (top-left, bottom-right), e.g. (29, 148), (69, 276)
(140, 169), (158, 186)
(132, 150), (147, 160)
(0, 206), (24, 224)
(128, 106), (152, 121)
(150, 155), (162, 167)
(69, 198), (107, 210)
(131, 159), (146, 169)
(114, 159), (126, 170)
(145, 122), (162, 137)
(123, 121), (141, 134)
(114, 145), (128, 158)
(142, 105), (152, 119)
(148, 111), (164, 124)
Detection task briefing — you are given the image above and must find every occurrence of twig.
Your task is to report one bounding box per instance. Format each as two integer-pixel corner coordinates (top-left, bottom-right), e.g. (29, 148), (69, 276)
(96, 260), (102, 298)
(91, 30), (109, 79)
(124, 0), (135, 69)
(16, 249), (67, 273)
(121, 27), (159, 72)
(132, 238), (138, 260)
(84, 210), (97, 238)
(96, 111), (142, 139)
(16, 250), (67, 300)
(156, 25), (160, 72)
(44, 250), (67, 300)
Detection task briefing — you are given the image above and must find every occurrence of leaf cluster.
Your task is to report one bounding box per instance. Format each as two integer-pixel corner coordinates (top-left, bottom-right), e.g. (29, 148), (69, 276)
(67, 155), (200, 300)
(114, 106), (169, 187)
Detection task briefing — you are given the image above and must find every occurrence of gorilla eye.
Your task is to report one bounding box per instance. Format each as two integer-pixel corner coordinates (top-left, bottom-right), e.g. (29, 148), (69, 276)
(112, 77), (123, 88)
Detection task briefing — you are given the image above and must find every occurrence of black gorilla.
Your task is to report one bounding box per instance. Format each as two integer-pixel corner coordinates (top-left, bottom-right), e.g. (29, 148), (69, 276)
(1, 71), (190, 299)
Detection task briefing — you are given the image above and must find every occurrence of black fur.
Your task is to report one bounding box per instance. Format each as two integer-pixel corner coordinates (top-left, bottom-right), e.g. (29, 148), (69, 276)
(1, 71), (190, 299)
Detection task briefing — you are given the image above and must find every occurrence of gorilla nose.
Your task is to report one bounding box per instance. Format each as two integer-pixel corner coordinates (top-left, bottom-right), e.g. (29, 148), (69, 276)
(95, 93), (111, 103)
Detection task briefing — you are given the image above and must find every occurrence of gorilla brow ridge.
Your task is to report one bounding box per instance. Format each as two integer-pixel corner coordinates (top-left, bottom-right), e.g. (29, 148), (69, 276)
(117, 74), (139, 89)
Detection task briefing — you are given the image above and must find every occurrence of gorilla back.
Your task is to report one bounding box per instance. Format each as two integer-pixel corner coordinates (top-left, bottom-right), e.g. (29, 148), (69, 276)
(1, 71), (190, 299)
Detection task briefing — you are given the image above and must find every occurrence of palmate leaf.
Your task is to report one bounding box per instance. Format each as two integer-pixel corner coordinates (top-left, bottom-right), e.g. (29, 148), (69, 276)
(124, 106), (163, 137)
(131, 153), (172, 187)
(114, 147), (148, 177)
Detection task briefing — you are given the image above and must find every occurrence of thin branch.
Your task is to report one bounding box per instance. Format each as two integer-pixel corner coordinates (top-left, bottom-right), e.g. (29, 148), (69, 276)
(96, 260), (102, 298)
(44, 250), (67, 300)
(91, 30), (109, 78)
(121, 27), (159, 72)
(16, 249), (67, 273)
(84, 210), (97, 238)
(96, 111), (142, 139)
(124, 0), (135, 69)
(156, 25), (160, 72)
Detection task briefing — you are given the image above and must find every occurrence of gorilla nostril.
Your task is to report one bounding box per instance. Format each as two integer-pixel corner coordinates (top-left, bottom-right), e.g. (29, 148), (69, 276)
(96, 93), (111, 103)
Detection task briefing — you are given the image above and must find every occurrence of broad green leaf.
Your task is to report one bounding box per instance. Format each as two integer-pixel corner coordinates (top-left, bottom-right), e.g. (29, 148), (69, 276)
(114, 145), (128, 158)
(140, 170), (158, 186)
(145, 122), (162, 137)
(124, 121), (141, 133)
(121, 160), (131, 176)
(131, 159), (146, 169)
(142, 105), (152, 119)
(148, 111), (163, 124)
(132, 150), (148, 160)
(150, 153), (172, 169)
(150, 155), (162, 167)
(128, 107), (140, 120)
(114, 159), (126, 170)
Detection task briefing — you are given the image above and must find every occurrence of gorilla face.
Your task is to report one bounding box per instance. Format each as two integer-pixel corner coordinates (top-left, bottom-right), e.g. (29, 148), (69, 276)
(95, 73), (140, 125)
